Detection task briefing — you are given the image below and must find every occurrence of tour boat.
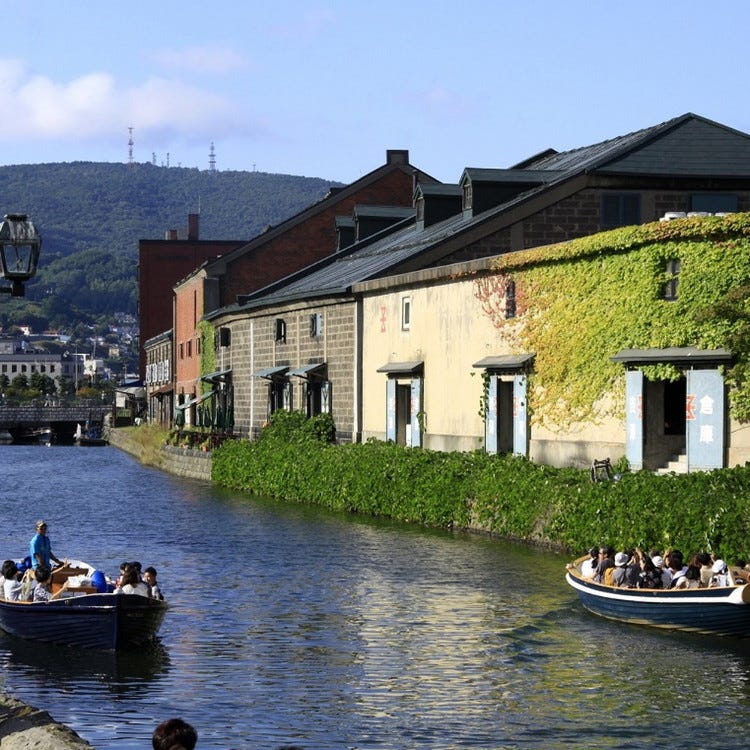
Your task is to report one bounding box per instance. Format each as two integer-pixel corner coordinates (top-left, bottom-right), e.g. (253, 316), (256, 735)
(565, 557), (750, 637)
(0, 561), (167, 650)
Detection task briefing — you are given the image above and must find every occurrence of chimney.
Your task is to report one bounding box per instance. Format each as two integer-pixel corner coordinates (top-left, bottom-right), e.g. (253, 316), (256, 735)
(386, 149), (409, 165)
(188, 213), (200, 241)
(165, 229), (178, 240)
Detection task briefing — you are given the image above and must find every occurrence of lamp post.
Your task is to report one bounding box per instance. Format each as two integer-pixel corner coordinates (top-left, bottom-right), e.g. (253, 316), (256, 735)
(0, 213), (41, 297)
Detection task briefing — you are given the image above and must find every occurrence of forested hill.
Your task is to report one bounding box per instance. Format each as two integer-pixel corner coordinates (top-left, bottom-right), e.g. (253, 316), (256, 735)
(0, 161), (341, 330)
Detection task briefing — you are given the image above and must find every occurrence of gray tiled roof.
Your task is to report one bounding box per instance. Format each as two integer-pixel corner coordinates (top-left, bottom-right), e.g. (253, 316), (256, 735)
(236, 212), (472, 310)
(221, 113), (750, 316)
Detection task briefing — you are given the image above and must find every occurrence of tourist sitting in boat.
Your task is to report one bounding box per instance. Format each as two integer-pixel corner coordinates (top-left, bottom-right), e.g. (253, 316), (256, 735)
(143, 566), (164, 600)
(1, 560), (23, 600)
(696, 552), (714, 587)
(673, 556), (701, 589)
(611, 551), (640, 587)
(649, 553), (672, 588)
(32, 565), (70, 602)
(115, 564), (150, 597)
(709, 559), (732, 587)
(593, 546), (615, 583)
(666, 550), (688, 589)
(634, 549), (663, 589)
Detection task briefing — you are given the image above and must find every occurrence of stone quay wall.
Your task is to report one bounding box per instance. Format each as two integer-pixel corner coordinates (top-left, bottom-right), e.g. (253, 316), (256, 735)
(106, 427), (212, 482)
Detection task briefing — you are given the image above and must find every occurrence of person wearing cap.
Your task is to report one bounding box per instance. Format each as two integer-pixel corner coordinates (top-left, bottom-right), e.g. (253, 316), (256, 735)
(611, 551), (639, 587)
(709, 559), (732, 587)
(650, 553), (672, 588)
(29, 520), (63, 571)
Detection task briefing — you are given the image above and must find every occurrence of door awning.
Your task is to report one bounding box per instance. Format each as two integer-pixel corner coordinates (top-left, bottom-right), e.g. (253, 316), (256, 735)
(377, 361), (424, 375)
(289, 363), (326, 379)
(472, 353), (535, 372)
(200, 368), (232, 383)
(149, 383), (174, 397)
(175, 391), (215, 410)
(253, 365), (289, 379)
(611, 347), (733, 367)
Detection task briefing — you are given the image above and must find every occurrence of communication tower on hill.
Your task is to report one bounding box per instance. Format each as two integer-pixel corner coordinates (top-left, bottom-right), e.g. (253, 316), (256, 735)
(128, 126), (134, 165)
(209, 142), (216, 172)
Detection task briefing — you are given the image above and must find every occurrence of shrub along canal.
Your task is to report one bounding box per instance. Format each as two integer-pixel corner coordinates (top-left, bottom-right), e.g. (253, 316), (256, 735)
(0, 444), (748, 749)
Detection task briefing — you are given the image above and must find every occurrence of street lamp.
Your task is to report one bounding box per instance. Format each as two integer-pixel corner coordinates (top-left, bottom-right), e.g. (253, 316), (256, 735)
(0, 213), (41, 297)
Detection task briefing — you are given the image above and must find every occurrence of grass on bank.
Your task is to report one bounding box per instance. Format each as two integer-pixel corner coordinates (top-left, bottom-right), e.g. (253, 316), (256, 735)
(211, 411), (750, 564)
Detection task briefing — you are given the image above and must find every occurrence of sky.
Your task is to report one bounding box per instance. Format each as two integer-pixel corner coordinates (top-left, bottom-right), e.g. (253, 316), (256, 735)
(1, 1), (748, 185)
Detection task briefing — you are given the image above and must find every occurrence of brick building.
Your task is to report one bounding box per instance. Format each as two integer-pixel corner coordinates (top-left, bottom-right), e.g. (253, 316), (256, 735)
(205, 113), (750, 449)
(170, 150), (432, 423)
(138, 213), (245, 380)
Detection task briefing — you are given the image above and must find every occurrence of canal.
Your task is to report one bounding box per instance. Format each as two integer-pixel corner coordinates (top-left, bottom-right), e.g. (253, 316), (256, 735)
(0, 445), (748, 749)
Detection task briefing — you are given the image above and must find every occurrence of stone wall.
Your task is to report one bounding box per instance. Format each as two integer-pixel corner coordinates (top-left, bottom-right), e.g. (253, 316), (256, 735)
(106, 428), (212, 482)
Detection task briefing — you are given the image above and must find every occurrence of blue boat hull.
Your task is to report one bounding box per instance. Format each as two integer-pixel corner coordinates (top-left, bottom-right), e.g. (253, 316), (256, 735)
(0, 593), (168, 650)
(566, 570), (750, 637)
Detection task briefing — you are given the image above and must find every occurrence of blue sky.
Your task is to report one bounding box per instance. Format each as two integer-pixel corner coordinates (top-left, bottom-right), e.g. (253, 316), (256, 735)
(2, 1), (748, 184)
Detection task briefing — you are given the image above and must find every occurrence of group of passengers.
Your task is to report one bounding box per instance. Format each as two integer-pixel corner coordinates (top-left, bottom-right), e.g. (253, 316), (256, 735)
(578, 546), (743, 589)
(115, 560), (164, 600)
(0, 520), (164, 603)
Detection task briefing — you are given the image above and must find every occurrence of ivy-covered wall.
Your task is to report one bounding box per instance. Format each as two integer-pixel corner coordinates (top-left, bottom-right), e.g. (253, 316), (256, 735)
(487, 213), (750, 431)
(359, 213), (750, 466)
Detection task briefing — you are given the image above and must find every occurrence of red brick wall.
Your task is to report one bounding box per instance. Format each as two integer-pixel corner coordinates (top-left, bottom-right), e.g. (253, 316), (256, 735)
(138, 239), (244, 378)
(174, 274), (205, 402)
(221, 169), (415, 304)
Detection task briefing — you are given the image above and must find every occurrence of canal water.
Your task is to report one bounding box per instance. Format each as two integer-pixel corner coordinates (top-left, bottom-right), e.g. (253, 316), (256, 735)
(0, 445), (748, 749)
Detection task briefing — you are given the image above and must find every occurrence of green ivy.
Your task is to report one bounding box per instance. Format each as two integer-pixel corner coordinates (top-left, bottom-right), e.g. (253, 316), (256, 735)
(197, 320), (217, 395)
(476, 214), (750, 430)
(211, 422), (750, 562)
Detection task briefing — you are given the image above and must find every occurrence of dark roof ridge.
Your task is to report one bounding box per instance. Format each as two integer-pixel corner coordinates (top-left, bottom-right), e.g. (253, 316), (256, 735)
(235, 215), (416, 305)
(204, 151), (436, 272)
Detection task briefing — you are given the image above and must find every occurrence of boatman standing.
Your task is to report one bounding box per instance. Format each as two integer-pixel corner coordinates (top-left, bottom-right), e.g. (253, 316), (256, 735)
(29, 520), (63, 570)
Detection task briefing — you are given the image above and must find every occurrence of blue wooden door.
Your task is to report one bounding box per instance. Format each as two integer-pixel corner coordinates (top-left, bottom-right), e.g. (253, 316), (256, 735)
(386, 378), (396, 442)
(625, 370), (644, 470)
(686, 369), (724, 471)
(485, 375), (498, 454)
(512, 375), (528, 456)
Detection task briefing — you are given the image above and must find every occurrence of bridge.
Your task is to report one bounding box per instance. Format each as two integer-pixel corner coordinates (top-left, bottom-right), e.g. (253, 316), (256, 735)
(0, 401), (113, 443)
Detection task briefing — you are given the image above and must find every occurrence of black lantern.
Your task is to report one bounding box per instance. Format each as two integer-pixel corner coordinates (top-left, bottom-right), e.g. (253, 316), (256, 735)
(0, 213), (41, 297)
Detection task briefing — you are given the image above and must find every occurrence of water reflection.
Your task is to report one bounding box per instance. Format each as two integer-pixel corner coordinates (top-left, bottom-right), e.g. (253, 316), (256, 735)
(0, 633), (171, 697)
(3, 446), (750, 748)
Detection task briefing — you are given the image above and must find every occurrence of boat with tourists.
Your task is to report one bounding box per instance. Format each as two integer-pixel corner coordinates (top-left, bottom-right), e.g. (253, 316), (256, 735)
(0, 560), (167, 650)
(565, 556), (750, 637)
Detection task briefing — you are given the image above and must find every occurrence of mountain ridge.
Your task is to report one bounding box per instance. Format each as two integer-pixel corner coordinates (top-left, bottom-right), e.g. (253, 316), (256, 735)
(0, 161), (342, 331)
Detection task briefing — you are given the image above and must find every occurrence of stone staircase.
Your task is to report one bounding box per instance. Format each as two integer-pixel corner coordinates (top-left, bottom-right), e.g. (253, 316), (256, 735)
(655, 452), (688, 475)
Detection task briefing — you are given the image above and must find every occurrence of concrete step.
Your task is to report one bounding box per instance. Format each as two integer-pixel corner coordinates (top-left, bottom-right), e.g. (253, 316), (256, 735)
(656, 453), (688, 475)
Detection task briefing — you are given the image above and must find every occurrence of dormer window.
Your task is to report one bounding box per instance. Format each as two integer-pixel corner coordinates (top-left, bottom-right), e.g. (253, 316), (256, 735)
(463, 182), (473, 211)
(416, 197), (425, 223)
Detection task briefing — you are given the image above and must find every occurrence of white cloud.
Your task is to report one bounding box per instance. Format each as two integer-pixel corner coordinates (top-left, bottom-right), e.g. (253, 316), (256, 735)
(0, 59), (247, 143)
(152, 45), (246, 75)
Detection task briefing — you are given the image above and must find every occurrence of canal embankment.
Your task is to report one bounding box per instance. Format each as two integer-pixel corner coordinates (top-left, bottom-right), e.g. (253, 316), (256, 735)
(107, 426), (211, 481)
(109, 415), (750, 565)
(0, 694), (92, 749)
